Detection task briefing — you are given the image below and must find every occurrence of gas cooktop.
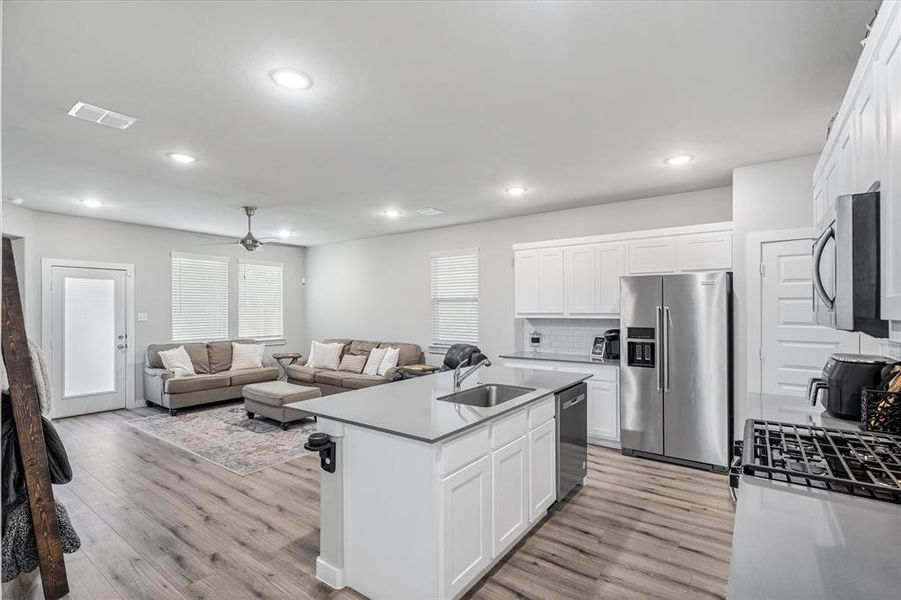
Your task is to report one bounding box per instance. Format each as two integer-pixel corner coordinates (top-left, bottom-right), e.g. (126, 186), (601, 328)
(735, 420), (901, 504)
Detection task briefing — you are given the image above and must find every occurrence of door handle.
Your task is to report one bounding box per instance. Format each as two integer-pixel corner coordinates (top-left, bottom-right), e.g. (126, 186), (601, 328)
(811, 226), (835, 310)
(655, 306), (663, 392)
(563, 395), (585, 409)
(664, 306), (671, 392)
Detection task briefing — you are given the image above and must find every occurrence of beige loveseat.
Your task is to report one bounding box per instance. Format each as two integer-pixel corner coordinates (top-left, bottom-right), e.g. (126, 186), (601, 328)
(143, 339), (279, 415)
(286, 339), (422, 395)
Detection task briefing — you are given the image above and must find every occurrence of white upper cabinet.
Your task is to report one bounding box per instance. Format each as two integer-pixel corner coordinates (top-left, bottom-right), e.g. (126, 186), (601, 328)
(514, 250), (540, 314)
(812, 2), (901, 324)
(628, 237), (678, 274)
(563, 243), (624, 317)
(880, 9), (901, 322)
(537, 249), (565, 314)
(677, 231), (733, 272)
(515, 249), (564, 316)
(515, 222), (733, 318)
(597, 243), (625, 314)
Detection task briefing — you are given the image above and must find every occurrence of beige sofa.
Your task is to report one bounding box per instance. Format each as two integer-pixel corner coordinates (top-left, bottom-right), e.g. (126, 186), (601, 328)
(286, 339), (422, 395)
(143, 339), (279, 415)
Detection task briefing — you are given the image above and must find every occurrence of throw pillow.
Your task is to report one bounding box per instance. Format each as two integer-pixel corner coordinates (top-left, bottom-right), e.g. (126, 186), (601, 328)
(311, 341), (343, 370)
(338, 354), (366, 374)
(306, 341), (317, 366)
(159, 346), (195, 377)
(231, 342), (265, 371)
(377, 347), (400, 376)
(363, 347), (388, 376)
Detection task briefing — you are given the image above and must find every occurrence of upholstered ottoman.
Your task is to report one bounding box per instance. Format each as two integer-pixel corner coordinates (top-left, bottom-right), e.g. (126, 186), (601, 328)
(243, 381), (321, 430)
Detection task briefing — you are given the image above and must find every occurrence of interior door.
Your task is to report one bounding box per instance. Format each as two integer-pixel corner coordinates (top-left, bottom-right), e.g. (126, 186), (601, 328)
(760, 239), (858, 397)
(662, 272), (731, 468)
(50, 266), (127, 418)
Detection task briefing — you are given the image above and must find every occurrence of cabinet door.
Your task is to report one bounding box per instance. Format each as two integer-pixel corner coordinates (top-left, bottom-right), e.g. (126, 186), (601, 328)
(441, 456), (491, 600)
(813, 181), (825, 228)
(677, 232), (733, 271)
(491, 435), (529, 557)
(587, 378), (619, 444)
(514, 250), (540, 314)
(881, 15), (901, 321)
(628, 238), (677, 274)
(564, 245), (598, 315)
(537, 248), (565, 314)
(597, 243), (625, 314)
(854, 66), (880, 192)
(528, 419), (556, 523)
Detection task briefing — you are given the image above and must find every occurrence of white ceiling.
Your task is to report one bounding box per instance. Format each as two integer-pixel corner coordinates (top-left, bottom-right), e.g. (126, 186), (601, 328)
(2, 0), (879, 246)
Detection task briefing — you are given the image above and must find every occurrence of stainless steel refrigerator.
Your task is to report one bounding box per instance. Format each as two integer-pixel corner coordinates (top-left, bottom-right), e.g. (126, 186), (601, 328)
(619, 272), (732, 470)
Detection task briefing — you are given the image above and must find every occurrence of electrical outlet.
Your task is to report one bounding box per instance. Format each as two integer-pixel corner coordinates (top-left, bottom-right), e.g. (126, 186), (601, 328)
(137, 312), (149, 322)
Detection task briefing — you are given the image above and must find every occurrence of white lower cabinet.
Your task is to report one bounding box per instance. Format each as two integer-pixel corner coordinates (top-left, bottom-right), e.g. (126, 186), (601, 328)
(438, 398), (558, 598)
(528, 418), (556, 523)
(440, 455), (491, 600)
(587, 378), (619, 445)
(491, 435), (529, 557)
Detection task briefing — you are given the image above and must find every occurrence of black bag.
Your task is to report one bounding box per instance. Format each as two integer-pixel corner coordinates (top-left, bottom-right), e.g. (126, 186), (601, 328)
(1, 393), (73, 532)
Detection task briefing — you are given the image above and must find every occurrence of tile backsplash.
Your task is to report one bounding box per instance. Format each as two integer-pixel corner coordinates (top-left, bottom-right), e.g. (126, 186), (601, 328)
(523, 318), (619, 355)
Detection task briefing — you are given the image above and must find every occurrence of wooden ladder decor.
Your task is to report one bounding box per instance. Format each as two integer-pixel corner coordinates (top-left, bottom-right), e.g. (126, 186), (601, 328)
(1, 237), (70, 599)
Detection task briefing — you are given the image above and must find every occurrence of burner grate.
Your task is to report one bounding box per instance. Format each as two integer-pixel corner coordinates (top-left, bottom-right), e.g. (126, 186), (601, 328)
(742, 420), (901, 504)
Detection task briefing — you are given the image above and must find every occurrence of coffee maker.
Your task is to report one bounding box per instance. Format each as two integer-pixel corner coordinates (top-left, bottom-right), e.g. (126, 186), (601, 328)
(805, 353), (895, 420)
(591, 329), (620, 361)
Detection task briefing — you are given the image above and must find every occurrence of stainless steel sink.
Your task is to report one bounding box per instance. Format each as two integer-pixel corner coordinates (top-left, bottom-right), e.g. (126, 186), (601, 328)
(438, 384), (535, 407)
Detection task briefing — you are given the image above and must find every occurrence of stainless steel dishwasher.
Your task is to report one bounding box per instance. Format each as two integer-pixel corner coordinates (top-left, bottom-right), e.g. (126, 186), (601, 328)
(556, 382), (587, 502)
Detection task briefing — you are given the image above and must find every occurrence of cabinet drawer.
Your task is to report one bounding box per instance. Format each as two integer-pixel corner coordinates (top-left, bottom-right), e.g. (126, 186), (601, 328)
(440, 425), (490, 477)
(555, 362), (618, 382)
(491, 409), (528, 450)
(528, 397), (555, 429)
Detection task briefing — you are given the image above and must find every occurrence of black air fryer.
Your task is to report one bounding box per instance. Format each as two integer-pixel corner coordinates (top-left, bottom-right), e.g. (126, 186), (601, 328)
(806, 354), (894, 420)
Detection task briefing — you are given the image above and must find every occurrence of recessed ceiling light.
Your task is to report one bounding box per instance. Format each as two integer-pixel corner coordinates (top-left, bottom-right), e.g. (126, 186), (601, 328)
(81, 198), (104, 208)
(167, 152), (198, 164)
(506, 186), (527, 197)
(383, 209), (402, 218)
(4, 196), (24, 205)
(664, 154), (694, 166)
(269, 68), (313, 90)
(415, 207), (444, 216)
(277, 229), (292, 239)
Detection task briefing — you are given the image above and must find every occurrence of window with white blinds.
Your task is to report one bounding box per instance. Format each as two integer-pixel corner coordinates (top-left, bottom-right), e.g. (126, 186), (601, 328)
(171, 252), (229, 342)
(431, 248), (479, 347)
(238, 259), (284, 340)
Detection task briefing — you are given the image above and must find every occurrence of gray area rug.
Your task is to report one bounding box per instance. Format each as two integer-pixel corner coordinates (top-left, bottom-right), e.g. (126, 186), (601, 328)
(127, 404), (316, 476)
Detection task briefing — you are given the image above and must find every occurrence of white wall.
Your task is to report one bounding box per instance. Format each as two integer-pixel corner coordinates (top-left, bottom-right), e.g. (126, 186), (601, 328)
(305, 186), (732, 361)
(1, 204), (306, 400)
(732, 154), (818, 433)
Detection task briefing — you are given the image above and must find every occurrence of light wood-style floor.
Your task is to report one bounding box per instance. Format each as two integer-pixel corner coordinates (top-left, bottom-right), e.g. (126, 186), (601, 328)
(2, 406), (735, 600)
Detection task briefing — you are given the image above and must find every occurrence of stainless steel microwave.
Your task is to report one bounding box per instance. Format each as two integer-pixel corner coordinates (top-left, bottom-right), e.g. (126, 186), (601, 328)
(812, 187), (888, 338)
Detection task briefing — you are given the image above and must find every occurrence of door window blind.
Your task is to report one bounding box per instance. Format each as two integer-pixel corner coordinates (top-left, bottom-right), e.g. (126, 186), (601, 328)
(171, 252), (229, 342)
(238, 259), (284, 340)
(431, 249), (478, 347)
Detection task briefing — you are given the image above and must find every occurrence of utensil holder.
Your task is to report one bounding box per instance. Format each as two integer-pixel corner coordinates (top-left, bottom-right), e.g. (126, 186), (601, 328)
(861, 388), (901, 435)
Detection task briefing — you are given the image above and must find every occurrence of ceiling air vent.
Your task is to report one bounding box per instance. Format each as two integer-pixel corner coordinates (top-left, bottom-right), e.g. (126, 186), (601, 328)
(415, 207), (444, 216)
(66, 101), (137, 130)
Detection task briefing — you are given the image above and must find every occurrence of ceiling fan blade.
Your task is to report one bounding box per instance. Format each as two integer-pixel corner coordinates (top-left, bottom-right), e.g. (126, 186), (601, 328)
(201, 241), (240, 246)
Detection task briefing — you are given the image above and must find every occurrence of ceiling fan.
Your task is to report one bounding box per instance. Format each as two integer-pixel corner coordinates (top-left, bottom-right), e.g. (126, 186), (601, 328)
(206, 206), (279, 252)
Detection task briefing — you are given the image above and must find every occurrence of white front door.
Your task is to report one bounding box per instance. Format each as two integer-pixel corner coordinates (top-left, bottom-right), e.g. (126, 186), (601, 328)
(50, 266), (128, 418)
(760, 239), (858, 397)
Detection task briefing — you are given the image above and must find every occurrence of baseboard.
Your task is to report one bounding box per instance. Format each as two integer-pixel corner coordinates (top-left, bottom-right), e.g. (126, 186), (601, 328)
(316, 556), (346, 589)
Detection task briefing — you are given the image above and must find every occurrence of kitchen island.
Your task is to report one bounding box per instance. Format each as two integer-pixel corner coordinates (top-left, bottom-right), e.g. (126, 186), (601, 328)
(286, 366), (590, 600)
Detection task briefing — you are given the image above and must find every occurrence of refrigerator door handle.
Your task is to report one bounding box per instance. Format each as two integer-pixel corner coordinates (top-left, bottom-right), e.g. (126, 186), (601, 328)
(655, 305), (663, 392)
(664, 306), (671, 392)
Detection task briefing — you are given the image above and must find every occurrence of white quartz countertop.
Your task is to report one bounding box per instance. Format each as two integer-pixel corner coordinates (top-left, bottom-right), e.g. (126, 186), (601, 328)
(499, 350), (618, 366)
(285, 366), (590, 443)
(729, 392), (901, 599)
